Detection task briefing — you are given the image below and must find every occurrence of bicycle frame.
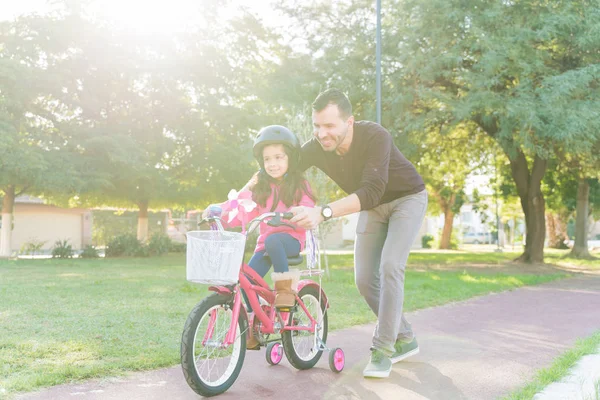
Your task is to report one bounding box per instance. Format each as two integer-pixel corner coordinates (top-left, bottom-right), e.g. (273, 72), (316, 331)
(202, 212), (329, 347)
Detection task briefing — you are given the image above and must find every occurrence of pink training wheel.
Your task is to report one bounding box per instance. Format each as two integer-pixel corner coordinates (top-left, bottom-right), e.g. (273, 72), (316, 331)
(329, 348), (345, 373)
(266, 342), (283, 365)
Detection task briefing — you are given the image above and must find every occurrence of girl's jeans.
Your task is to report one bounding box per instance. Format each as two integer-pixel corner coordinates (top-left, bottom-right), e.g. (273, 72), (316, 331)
(244, 233), (300, 312)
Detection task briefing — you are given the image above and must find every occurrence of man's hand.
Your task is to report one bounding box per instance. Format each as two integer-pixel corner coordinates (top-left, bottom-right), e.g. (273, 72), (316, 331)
(290, 206), (324, 230)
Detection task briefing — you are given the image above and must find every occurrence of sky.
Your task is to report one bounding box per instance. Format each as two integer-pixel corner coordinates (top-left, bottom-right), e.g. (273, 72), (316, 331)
(1, 0), (52, 21)
(0, 0), (281, 33)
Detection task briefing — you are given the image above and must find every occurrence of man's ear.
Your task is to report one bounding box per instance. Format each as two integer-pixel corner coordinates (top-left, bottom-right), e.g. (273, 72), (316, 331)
(347, 115), (354, 128)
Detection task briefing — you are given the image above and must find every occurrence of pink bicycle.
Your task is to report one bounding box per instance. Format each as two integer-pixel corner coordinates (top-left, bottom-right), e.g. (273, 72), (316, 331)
(181, 212), (345, 397)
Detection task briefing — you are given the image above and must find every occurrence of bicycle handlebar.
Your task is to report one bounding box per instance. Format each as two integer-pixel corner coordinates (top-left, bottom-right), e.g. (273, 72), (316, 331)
(199, 211), (295, 236)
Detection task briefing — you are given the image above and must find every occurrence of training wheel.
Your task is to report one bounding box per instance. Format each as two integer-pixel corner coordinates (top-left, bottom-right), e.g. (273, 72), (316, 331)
(329, 347), (345, 373)
(266, 342), (283, 365)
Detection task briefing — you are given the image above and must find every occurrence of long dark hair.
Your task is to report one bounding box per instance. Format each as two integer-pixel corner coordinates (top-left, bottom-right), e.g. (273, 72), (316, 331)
(252, 145), (316, 209)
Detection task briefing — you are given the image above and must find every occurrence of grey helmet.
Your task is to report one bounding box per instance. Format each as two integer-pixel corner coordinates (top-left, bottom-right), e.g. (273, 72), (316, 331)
(253, 125), (300, 168)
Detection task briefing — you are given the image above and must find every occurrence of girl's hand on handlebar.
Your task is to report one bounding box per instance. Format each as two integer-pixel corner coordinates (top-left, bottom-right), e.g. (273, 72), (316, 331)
(202, 205), (222, 219)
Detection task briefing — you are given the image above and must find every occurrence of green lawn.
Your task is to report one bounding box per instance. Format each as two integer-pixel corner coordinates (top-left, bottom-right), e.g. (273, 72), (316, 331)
(0, 253), (568, 396)
(405, 247), (600, 270)
(544, 250), (600, 270)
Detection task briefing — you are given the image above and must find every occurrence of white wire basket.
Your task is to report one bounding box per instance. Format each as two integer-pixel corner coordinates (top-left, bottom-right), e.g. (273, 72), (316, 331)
(186, 230), (246, 285)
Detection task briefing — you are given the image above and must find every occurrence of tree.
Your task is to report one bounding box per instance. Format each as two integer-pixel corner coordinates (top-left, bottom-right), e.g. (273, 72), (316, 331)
(416, 123), (492, 249)
(21, 5), (268, 241)
(383, 0), (600, 263)
(543, 163), (577, 249)
(0, 15), (82, 257)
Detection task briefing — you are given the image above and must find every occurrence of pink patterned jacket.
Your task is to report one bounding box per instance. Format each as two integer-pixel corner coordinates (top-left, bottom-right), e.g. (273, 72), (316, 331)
(219, 182), (315, 253)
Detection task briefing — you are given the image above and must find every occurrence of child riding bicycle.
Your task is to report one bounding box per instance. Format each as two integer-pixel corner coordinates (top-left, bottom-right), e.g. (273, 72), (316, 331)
(203, 125), (316, 349)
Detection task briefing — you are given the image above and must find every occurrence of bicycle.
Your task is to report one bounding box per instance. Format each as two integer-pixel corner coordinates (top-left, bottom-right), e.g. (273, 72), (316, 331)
(181, 211), (345, 397)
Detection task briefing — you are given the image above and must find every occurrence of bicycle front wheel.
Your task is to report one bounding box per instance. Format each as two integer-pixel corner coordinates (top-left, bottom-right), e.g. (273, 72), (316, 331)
(281, 285), (328, 370)
(181, 293), (247, 397)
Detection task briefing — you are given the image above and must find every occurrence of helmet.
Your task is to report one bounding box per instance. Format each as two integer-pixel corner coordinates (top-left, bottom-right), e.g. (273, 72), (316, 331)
(252, 125), (300, 167)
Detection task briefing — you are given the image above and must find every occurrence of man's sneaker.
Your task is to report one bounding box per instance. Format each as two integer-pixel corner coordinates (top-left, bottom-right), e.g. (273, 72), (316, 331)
(363, 349), (392, 378)
(390, 338), (419, 364)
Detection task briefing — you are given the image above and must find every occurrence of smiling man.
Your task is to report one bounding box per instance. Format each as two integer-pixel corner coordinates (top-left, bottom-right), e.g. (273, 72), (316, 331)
(290, 88), (428, 378)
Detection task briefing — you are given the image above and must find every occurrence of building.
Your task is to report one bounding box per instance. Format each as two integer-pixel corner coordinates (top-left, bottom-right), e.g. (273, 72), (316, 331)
(2, 196), (92, 254)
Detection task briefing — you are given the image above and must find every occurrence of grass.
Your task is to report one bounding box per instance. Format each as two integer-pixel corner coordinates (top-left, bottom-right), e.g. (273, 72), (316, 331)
(408, 250), (517, 265)
(405, 247), (600, 270)
(0, 253), (568, 396)
(502, 331), (600, 400)
(544, 249), (600, 270)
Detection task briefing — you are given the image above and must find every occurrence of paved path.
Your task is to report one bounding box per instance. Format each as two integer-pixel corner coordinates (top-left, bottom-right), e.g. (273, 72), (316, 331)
(16, 275), (600, 400)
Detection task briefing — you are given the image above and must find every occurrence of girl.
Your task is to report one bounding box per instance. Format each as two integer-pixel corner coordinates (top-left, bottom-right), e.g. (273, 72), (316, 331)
(205, 125), (316, 349)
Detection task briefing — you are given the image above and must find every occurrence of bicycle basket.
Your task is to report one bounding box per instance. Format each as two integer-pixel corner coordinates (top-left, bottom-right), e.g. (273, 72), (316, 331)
(186, 230), (246, 285)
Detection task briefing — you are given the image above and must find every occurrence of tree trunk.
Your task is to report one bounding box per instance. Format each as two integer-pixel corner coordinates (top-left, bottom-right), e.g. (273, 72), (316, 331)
(546, 213), (569, 249)
(509, 152), (547, 263)
(556, 212), (569, 248)
(439, 207), (455, 249)
(0, 186), (15, 258)
(569, 179), (591, 258)
(546, 212), (557, 246)
(137, 200), (149, 242)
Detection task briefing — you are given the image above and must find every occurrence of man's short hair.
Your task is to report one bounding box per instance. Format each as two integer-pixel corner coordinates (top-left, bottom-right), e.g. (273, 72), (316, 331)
(312, 88), (353, 119)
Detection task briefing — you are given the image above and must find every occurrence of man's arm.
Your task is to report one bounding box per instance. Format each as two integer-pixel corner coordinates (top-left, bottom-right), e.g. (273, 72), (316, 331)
(240, 171), (259, 192)
(290, 193), (361, 229)
(291, 129), (392, 229)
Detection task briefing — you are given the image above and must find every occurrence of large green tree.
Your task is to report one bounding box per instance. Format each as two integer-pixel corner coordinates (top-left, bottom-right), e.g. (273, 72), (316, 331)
(0, 14), (82, 257)
(385, 0), (600, 262)
(416, 123), (493, 249)
(14, 5), (268, 241)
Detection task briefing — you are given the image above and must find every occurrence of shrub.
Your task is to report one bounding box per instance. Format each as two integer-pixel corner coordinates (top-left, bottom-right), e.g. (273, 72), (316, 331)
(421, 234), (434, 249)
(148, 233), (172, 256)
(52, 239), (74, 259)
(106, 234), (144, 257)
(20, 238), (47, 256)
(170, 241), (186, 253)
(80, 245), (100, 258)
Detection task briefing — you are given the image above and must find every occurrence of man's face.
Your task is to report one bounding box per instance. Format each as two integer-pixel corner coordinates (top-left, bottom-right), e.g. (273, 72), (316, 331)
(312, 104), (353, 153)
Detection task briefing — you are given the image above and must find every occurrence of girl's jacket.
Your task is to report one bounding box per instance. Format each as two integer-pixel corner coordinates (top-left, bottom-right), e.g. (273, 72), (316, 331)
(219, 181), (315, 253)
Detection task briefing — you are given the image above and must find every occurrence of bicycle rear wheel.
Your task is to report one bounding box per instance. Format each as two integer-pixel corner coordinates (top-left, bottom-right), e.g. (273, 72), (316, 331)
(181, 293), (247, 397)
(281, 285), (328, 370)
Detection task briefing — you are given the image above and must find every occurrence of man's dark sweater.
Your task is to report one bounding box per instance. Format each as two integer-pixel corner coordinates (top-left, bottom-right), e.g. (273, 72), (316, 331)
(299, 120), (425, 210)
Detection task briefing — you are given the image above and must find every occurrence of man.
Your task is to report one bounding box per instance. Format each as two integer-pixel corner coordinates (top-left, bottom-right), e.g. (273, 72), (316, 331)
(290, 88), (427, 378)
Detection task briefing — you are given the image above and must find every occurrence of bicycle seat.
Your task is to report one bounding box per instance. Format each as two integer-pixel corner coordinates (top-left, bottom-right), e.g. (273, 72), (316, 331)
(287, 255), (304, 266)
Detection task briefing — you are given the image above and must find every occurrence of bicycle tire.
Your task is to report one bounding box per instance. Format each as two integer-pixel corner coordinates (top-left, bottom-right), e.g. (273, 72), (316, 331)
(181, 293), (247, 397)
(281, 285), (328, 370)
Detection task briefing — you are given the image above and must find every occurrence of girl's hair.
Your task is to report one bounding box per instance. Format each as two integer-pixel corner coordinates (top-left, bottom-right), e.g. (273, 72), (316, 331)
(252, 145), (316, 209)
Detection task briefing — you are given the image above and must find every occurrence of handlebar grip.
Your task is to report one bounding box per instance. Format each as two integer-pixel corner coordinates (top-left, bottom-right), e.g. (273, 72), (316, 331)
(282, 212), (294, 220)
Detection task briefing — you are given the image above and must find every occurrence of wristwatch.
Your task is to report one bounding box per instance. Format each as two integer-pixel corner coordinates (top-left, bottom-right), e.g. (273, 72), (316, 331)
(321, 205), (333, 221)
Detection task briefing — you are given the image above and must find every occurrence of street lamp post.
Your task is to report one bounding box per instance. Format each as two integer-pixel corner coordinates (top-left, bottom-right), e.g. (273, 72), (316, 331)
(376, 0), (382, 124)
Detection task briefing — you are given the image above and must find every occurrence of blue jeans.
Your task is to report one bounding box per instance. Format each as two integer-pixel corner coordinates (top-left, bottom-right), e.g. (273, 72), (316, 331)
(244, 233), (300, 312)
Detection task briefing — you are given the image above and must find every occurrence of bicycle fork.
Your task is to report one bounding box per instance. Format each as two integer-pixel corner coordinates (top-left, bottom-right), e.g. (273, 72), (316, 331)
(202, 290), (244, 348)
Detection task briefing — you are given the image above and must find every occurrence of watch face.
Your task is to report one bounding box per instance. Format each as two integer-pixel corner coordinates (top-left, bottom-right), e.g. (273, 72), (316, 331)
(323, 207), (333, 218)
